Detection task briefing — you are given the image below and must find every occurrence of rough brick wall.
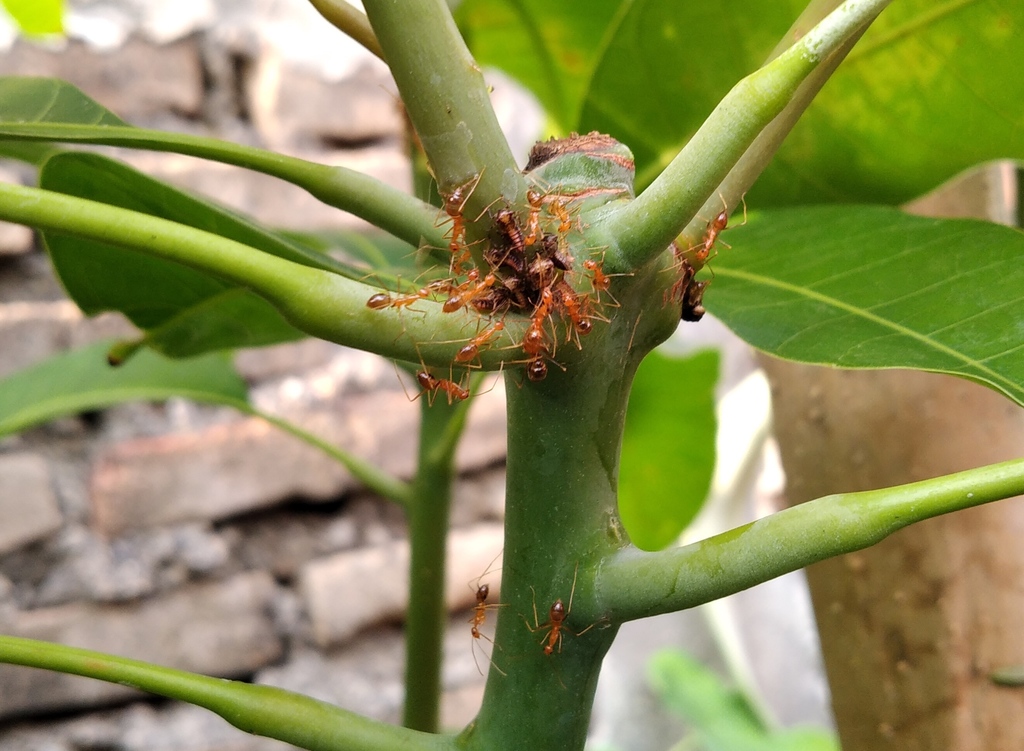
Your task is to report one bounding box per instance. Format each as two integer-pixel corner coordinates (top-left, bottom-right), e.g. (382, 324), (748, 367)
(0, 4), (510, 748)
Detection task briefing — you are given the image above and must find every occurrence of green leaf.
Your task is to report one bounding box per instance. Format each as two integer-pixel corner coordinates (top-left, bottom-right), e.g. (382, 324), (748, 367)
(0, 76), (125, 128)
(577, 1), (802, 186)
(0, 342), (248, 438)
(708, 205), (1024, 406)
(456, 0), (622, 130)
(571, 1), (1024, 201)
(752, 2), (1024, 206)
(650, 650), (839, 751)
(1, 0), (63, 36)
(619, 349), (718, 551)
(37, 152), (345, 356)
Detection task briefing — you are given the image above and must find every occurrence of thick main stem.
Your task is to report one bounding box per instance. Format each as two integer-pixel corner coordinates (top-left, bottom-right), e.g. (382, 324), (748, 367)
(462, 268), (679, 751)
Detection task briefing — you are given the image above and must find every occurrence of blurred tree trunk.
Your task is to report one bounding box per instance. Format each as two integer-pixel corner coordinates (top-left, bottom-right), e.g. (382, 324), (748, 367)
(762, 164), (1024, 750)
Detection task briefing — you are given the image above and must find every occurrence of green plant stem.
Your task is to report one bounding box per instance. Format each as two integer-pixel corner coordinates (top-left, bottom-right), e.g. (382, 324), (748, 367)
(597, 456), (1024, 622)
(595, 0), (893, 273)
(0, 124), (443, 249)
(362, 0), (524, 213)
(308, 0), (386, 61)
(0, 182), (521, 369)
(0, 636), (453, 751)
(402, 394), (466, 731)
(463, 267), (679, 751)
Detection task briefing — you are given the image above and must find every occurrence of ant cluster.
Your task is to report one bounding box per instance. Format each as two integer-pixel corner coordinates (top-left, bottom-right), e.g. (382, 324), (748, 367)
(366, 172), (616, 403)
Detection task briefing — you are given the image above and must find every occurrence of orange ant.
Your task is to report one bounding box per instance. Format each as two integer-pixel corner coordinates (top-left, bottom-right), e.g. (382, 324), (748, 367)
(544, 195), (575, 237)
(521, 286), (556, 380)
(443, 271), (497, 313)
(552, 280), (592, 345)
(442, 173), (483, 273)
(687, 194), (747, 268)
(455, 320), (506, 364)
(523, 564), (596, 657)
(467, 553), (507, 676)
(416, 370), (470, 404)
(524, 189), (544, 246)
(366, 279), (454, 310)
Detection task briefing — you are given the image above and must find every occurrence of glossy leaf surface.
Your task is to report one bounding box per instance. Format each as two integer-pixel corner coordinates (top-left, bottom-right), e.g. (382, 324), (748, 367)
(0, 342), (248, 438)
(709, 205), (1024, 406)
(619, 349), (718, 551)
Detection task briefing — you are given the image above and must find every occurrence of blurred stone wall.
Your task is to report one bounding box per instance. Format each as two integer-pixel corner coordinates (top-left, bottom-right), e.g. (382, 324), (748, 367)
(0, 2), (511, 747)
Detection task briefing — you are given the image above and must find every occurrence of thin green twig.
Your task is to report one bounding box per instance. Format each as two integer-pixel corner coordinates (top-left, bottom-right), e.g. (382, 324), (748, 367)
(308, 0), (386, 61)
(597, 456), (1024, 621)
(0, 123), (443, 249)
(0, 636), (454, 751)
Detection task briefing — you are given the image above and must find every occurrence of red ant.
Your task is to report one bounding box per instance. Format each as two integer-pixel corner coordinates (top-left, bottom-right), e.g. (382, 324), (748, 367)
(442, 173), (483, 272)
(416, 370), (470, 404)
(468, 553), (507, 676)
(553, 280), (593, 344)
(366, 279), (454, 310)
(524, 189), (544, 246)
(442, 270), (497, 313)
(523, 564), (596, 657)
(521, 286), (556, 380)
(544, 195), (575, 237)
(687, 194), (747, 268)
(455, 320), (505, 364)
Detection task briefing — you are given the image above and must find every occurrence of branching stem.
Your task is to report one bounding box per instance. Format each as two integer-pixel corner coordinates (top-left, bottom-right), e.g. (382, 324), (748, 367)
(597, 457), (1024, 621)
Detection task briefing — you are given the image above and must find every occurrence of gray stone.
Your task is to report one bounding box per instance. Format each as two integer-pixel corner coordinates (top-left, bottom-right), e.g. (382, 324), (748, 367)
(0, 571), (282, 720)
(233, 338), (345, 384)
(0, 453), (63, 554)
(29, 524), (231, 607)
(91, 368), (506, 535)
(0, 301), (79, 379)
(300, 523), (503, 648)
(248, 54), (402, 150)
(0, 36), (204, 121)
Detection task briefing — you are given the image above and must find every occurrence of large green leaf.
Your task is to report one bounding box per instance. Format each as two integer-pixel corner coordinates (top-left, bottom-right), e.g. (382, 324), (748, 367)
(1, 0), (62, 35)
(577, 1), (803, 185)
(456, 0), (622, 130)
(650, 649), (839, 751)
(708, 205), (1024, 406)
(752, 1), (1024, 206)
(37, 152), (354, 356)
(619, 349), (718, 552)
(578, 1), (1024, 201)
(0, 342), (248, 439)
